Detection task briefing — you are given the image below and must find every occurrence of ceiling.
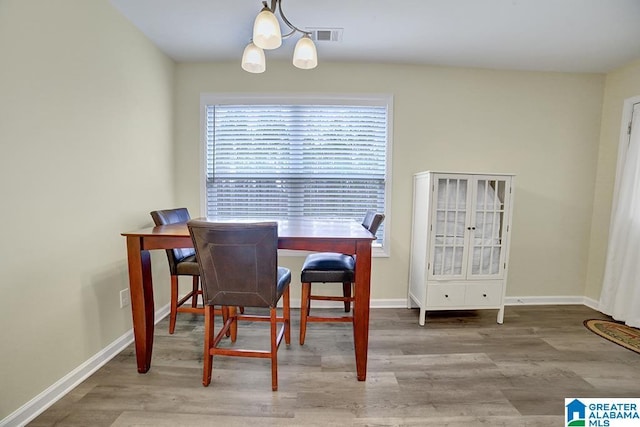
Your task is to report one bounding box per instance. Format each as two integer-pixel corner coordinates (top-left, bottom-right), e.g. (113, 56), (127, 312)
(109, 0), (640, 73)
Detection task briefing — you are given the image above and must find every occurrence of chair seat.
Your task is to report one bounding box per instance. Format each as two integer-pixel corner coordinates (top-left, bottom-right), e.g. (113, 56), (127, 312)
(302, 252), (355, 270)
(175, 256), (200, 276)
(277, 267), (292, 296)
(301, 252), (354, 283)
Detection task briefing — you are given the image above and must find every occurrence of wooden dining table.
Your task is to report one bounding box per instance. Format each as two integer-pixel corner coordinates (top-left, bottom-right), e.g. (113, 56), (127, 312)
(121, 217), (376, 381)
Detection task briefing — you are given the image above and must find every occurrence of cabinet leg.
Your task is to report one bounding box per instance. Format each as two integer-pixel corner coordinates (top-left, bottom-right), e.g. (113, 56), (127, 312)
(419, 308), (426, 326)
(497, 306), (504, 324)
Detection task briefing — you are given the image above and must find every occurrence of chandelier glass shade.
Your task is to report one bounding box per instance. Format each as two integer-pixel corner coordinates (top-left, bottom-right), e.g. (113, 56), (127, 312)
(292, 34), (317, 69)
(241, 42), (266, 73)
(241, 0), (318, 73)
(253, 7), (282, 50)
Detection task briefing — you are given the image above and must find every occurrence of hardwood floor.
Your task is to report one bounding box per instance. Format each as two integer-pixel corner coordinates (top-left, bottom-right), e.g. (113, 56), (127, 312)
(29, 305), (640, 426)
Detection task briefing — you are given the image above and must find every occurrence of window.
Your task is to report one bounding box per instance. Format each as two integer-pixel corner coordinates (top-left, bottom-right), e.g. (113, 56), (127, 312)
(200, 94), (392, 252)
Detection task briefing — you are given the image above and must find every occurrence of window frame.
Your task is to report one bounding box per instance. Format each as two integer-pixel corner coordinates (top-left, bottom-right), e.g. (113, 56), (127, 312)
(199, 92), (393, 257)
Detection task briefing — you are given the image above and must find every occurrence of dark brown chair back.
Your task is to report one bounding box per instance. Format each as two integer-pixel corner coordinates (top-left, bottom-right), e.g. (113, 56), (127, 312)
(150, 208), (195, 274)
(362, 211), (385, 235)
(188, 220), (282, 308)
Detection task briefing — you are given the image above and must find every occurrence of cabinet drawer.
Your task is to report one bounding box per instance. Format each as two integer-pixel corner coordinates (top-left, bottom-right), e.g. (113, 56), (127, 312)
(465, 283), (503, 306)
(426, 284), (465, 307)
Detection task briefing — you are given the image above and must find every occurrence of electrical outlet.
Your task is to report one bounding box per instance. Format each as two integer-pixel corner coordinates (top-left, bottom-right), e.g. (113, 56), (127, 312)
(120, 288), (131, 308)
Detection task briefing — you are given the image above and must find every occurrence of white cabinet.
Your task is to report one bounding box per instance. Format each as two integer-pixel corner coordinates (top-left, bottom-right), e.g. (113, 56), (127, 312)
(407, 171), (515, 326)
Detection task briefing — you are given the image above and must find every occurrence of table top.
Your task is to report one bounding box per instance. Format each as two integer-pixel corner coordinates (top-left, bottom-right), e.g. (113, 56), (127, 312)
(122, 217), (375, 241)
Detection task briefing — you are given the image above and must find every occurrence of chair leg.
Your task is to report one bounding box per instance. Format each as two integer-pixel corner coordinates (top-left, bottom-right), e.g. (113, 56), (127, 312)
(270, 307), (278, 391)
(342, 282), (352, 312)
(220, 305), (230, 338)
(191, 276), (199, 308)
(300, 282), (310, 345)
(283, 286), (291, 345)
(169, 275), (179, 334)
(229, 306), (238, 342)
(202, 305), (215, 386)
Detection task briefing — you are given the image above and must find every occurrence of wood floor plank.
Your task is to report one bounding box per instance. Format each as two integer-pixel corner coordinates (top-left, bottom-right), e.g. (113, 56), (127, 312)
(28, 305), (640, 426)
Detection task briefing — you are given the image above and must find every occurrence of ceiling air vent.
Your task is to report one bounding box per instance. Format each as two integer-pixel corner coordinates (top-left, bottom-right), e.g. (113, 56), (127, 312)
(307, 28), (343, 43)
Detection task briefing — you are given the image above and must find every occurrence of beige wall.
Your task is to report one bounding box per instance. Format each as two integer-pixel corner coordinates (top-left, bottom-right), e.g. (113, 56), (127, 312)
(585, 59), (640, 300)
(174, 62), (605, 302)
(0, 0), (175, 419)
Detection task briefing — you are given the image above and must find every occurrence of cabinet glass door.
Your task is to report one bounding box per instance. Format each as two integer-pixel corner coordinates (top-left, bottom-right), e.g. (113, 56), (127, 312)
(431, 176), (469, 277)
(469, 177), (509, 277)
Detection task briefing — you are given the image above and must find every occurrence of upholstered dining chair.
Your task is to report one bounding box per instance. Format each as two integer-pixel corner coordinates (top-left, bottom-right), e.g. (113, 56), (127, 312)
(188, 220), (291, 391)
(299, 211), (385, 345)
(150, 208), (203, 334)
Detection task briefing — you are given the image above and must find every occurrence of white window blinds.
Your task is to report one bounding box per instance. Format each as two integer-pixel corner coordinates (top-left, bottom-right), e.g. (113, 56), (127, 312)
(205, 104), (387, 226)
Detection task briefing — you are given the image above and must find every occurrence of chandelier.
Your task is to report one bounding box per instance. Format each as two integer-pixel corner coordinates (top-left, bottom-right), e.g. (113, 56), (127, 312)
(242, 0), (318, 73)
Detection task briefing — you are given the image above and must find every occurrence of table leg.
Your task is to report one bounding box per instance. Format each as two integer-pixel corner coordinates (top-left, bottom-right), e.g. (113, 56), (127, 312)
(353, 240), (372, 381)
(126, 236), (155, 373)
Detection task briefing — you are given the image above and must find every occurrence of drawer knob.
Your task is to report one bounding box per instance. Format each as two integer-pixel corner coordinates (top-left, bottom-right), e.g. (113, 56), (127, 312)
(444, 294), (449, 298)
(483, 293), (487, 297)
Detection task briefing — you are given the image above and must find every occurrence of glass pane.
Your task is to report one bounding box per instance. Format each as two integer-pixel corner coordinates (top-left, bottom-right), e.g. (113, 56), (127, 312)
(432, 177), (467, 276)
(471, 179), (506, 275)
(205, 103), (389, 243)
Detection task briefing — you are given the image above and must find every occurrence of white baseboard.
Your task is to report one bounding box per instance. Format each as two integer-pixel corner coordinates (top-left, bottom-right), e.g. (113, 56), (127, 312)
(583, 296), (600, 311)
(0, 304), (170, 427)
(2, 295), (605, 426)
(504, 295), (588, 306)
(293, 298), (407, 309)
(370, 298), (408, 308)
(284, 296), (604, 310)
